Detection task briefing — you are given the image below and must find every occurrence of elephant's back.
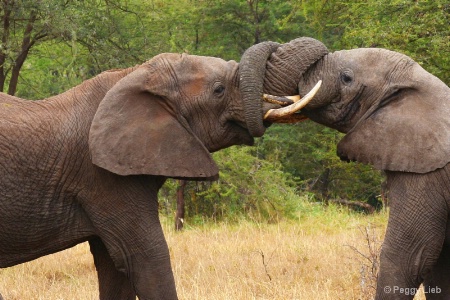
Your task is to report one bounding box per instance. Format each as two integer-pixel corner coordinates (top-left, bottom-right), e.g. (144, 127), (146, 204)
(0, 94), (90, 197)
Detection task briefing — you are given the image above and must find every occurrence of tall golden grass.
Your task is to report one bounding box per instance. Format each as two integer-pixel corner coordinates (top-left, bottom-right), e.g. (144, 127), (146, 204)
(0, 206), (426, 299)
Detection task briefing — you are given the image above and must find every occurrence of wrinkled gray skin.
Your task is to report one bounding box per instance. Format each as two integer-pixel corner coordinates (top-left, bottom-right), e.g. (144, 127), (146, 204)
(240, 38), (450, 299)
(0, 53), (259, 300)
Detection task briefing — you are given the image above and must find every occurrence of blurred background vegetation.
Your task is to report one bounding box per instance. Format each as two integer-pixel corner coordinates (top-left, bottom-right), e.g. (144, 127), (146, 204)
(2, 0), (448, 223)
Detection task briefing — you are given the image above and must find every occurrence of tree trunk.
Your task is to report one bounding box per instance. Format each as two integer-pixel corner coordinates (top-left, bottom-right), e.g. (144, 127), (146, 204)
(8, 10), (38, 96)
(318, 168), (330, 202)
(330, 199), (376, 214)
(0, 1), (13, 93)
(175, 180), (187, 231)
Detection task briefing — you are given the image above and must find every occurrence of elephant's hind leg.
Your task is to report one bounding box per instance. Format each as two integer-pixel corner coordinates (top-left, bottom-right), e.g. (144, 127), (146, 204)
(89, 237), (136, 300)
(422, 243), (450, 299)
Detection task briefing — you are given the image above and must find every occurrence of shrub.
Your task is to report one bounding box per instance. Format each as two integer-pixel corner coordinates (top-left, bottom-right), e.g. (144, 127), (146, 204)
(159, 146), (302, 224)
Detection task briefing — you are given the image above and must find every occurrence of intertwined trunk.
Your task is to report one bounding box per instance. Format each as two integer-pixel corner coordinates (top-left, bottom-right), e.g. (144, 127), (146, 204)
(239, 37), (328, 137)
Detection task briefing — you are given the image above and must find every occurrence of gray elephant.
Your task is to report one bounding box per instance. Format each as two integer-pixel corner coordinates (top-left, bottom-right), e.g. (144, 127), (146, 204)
(0, 53), (292, 299)
(238, 37), (450, 299)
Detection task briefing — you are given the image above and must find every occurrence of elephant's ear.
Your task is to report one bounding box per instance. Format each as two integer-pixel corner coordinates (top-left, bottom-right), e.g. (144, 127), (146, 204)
(89, 62), (218, 180)
(337, 93), (450, 173)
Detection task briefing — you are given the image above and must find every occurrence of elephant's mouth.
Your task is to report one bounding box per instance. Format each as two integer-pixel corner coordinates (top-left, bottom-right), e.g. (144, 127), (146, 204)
(214, 119), (255, 151)
(261, 80), (322, 124)
(232, 120), (255, 146)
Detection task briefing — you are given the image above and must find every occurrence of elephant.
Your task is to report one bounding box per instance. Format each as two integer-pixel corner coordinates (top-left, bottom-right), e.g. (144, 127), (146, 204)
(0, 52), (293, 300)
(238, 37), (450, 299)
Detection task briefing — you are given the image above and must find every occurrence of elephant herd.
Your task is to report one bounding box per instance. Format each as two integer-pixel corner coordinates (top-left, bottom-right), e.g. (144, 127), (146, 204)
(0, 37), (449, 299)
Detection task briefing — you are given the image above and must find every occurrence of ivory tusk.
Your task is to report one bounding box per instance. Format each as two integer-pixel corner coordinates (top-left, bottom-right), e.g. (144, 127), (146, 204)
(262, 94), (297, 106)
(286, 95), (301, 102)
(263, 80), (322, 120)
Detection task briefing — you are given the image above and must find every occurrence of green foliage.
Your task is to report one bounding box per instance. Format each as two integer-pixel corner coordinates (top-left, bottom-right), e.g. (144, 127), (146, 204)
(1, 1), (95, 94)
(296, 0), (449, 84)
(160, 146), (302, 224)
(255, 123), (383, 203)
(198, 0), (310, 59)
(3, 0), (166, 98)
(336, 0), (450, 83)
(136, 0), (311, 61)
(17, 42), (88, 99)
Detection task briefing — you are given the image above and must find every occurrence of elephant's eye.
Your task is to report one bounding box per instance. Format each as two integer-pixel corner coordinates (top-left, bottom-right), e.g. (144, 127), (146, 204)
(214, 84), (225, 96)
(340, 71), (354, 85)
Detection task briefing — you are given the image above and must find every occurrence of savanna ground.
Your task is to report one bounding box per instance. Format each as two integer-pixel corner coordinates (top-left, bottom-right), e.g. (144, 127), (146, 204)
(0, 205), (426, 300)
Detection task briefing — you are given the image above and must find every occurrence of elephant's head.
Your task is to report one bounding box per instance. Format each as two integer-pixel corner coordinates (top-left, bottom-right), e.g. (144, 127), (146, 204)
(240, 37), (450, 173)
(89, 53), (255, 180)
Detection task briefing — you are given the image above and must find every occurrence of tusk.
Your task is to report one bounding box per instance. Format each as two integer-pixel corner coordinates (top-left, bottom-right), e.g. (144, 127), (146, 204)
(264, 80), (322, 120)
(286, 95), (301, 102)
(262, 94), (296, 106)
(262, 94), (301, 106)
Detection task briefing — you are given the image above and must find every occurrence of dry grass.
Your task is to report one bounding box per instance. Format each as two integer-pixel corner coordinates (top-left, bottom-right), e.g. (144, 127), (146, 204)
(0, 206), (426, 299)
(0, 243), (97, 300)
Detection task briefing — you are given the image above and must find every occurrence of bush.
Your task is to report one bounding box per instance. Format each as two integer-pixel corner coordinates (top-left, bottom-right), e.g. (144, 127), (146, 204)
(159, 146), (302, 224)
(255, 123), (384, 204)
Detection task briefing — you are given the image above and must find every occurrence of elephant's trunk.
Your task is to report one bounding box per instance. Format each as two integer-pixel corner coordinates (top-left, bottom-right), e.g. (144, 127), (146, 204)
(239, 37), (328, 136)
(264, 37), (328, 95)
(239, 41), (280, 137)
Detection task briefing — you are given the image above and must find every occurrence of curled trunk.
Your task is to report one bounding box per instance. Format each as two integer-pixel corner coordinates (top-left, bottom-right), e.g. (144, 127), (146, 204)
(263, 37), (328, 96)
(239, 41), (280, 137)
(239, 37), (329, 136)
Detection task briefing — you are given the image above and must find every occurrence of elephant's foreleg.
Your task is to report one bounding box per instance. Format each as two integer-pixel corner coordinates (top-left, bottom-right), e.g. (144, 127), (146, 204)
(84, 187), (178, 300)
(97, 225), (177, 300)
(89, 237), (136, 300)
(375, 172), (448, 300)
(376, 222), (446, 300)
(422, 243), (450, 299)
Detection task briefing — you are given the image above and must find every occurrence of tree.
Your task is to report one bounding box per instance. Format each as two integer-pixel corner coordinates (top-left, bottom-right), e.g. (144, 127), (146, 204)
(255, 123), (383, 204)
(0, 1), (46, 95)
(202, 0), (312, 58)
(146, 0), (314, 61)
(0, 0), (153, 97)
(338, 0), (450, 83)
(175, 180), (187, 230)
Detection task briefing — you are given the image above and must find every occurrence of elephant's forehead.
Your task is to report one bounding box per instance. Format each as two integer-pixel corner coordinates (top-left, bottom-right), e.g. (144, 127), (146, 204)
(180, 54), (226, 71)
(341, 49), (412, 66)
(177, 56), (235, 95)
(176, 62), (210, 96)
(337, 48), (415, 81)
